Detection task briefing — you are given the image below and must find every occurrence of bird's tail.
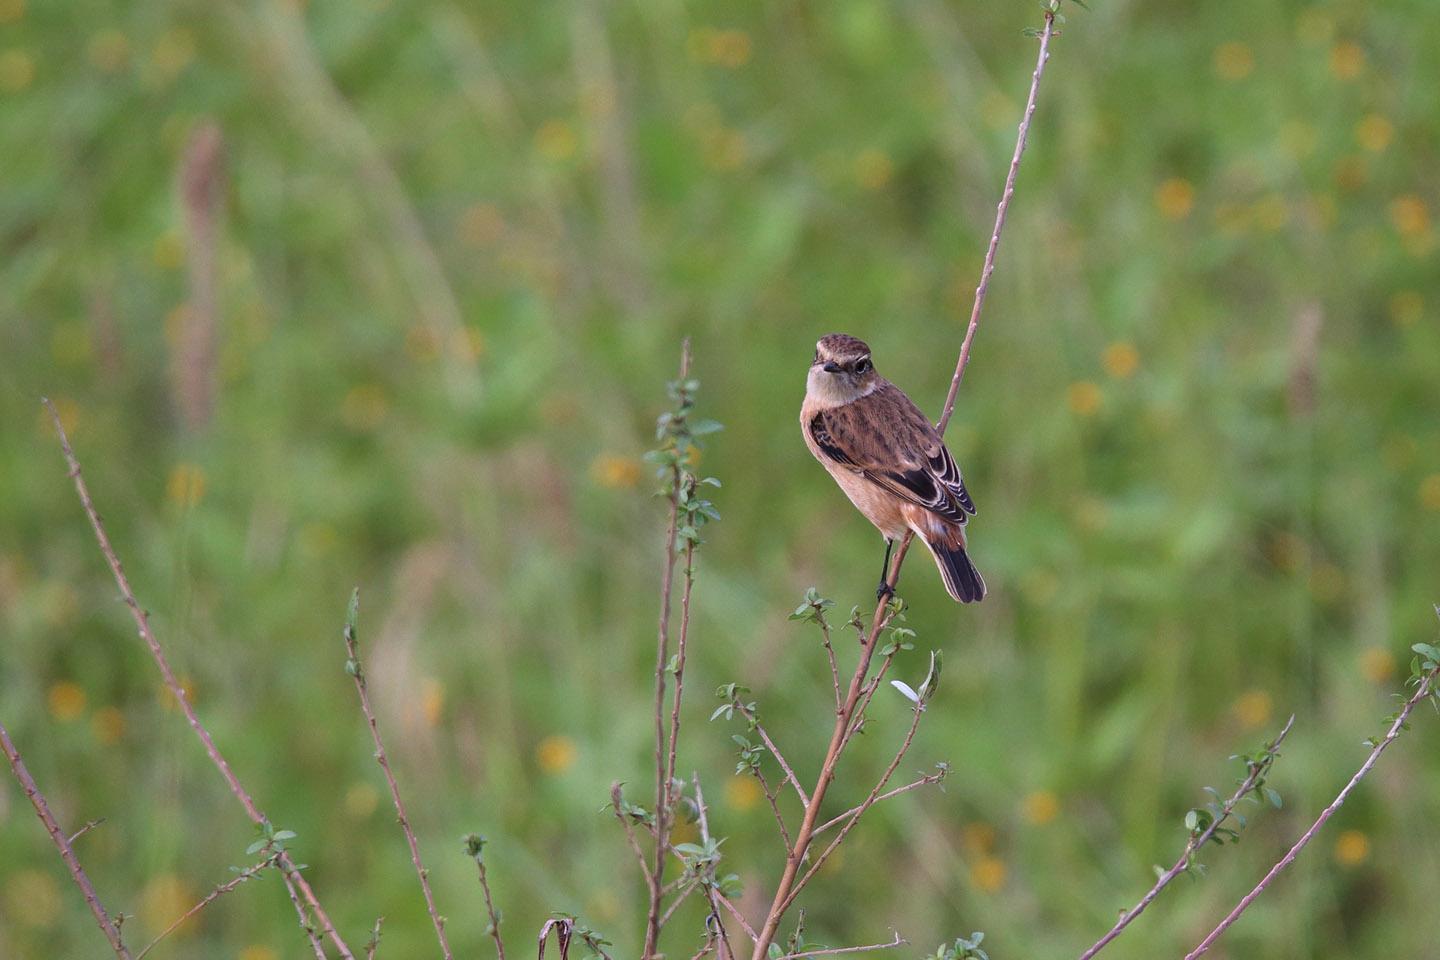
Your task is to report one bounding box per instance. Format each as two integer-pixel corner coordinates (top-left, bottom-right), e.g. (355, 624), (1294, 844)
(921, 535), (986, 603)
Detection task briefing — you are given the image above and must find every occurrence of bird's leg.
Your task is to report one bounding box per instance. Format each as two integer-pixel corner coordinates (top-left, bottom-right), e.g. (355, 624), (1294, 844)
(876, 538), (896, 602)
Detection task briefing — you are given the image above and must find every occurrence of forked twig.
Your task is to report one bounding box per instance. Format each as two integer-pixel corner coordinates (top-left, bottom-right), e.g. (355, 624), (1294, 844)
(779, 700), (926, 915)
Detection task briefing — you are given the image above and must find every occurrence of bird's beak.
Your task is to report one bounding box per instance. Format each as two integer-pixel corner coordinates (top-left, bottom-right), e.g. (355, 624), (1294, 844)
(822, 361), (841, 373)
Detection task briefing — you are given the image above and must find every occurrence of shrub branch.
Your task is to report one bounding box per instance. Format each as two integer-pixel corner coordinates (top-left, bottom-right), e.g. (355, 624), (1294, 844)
(44, 398), (350, 959)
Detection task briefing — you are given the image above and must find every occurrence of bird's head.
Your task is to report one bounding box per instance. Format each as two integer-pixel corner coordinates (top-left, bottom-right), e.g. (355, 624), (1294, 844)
(808, 334), (879, 405)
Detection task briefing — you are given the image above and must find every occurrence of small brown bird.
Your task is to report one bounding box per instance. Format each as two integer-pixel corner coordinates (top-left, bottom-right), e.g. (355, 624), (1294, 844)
(801, 334), (985, 603)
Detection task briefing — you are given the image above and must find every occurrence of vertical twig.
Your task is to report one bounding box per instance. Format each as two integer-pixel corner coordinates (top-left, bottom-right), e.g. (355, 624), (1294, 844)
(0, 718), (133, 959)
(44, 399), (351, 960)
(692, 776), (744, 960)
(750, 13), (1060, 958)
(664, 539), (696, 835)
(645, 342), (692, 959)
(343, 589), (452, 959)
(936, 11), (1056, 434)
(464, 834), (508, 960)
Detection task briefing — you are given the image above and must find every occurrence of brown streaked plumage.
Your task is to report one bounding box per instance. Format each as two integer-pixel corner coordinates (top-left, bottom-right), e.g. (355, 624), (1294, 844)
(800, 334), (985, 603)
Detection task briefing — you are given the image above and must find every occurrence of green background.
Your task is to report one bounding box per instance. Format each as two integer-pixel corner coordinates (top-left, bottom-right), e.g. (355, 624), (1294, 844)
(3, 0), (1439, 957)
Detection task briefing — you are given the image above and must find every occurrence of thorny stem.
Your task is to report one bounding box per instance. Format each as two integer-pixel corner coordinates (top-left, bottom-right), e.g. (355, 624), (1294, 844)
(1075, 715), (1295, 960)
(1, 718), (133, 959)
(1184, 658), (1440, 959)
(45, 399), (349, 959)
(343, 591), (452, 959)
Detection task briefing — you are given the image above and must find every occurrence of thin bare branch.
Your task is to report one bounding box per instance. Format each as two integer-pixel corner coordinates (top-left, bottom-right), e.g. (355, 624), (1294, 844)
(936, 12), (1056, 434)
(736, 705), (808, 807)
(814, 617), (842, 708)
(1076, 715), (1295, 960)
(44, 399), (350, 959)
(813, 771), (947, 837)
(769, 932), (906, 960)
(658, 878), (703, 929)
(343, 590), (451, 959)
(136, 855), (279, 960)
(753, 769), (794, 850)
(463, 837), (508, 960)
(68, 818), (107, 845)
(1, 718), (133, 959)
(663, 537), (697, 835)
(1184, 661), (1440, 959)
(611, 783), (657, 889)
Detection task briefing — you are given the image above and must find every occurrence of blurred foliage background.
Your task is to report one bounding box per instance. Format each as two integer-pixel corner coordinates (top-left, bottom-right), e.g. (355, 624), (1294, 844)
(3, 0), (1440, 957)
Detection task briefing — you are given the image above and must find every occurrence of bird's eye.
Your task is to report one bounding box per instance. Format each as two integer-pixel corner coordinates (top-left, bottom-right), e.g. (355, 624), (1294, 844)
(854, 357), (872, 374)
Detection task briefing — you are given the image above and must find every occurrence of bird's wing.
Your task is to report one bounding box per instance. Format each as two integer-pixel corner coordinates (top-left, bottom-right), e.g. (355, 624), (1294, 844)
(808, 387), (976, 525)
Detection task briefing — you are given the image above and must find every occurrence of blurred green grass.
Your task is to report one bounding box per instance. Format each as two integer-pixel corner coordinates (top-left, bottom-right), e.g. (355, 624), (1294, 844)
(4, 0), (1440, 957)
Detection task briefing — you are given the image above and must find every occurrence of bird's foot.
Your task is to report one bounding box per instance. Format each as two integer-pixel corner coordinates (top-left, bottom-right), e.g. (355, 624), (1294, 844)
(875, 580), (895, 603)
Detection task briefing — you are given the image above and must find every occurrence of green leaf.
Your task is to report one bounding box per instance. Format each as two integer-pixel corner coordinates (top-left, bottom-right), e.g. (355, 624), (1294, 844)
(691, 419), (724, 436)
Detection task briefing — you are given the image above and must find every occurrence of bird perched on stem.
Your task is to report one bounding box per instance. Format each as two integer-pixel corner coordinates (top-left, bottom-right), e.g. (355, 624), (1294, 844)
(800, 334), (985, 603)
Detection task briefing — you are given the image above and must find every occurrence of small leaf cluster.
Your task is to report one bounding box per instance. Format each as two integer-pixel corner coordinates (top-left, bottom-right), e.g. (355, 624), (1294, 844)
(731, 734), (767, 776)
(788, 587), (834, 627)
(246, 819), (298, 858)
(1174, 733), (1284, 875)
(1023, 0), (1087, 37)
(924, 931), (990, 960)
(674, 836), (741, 896)
(646, 373), (723, 548)
(878, 598), (915, 657)
(1365, 639), (1440, 746)
(710, 683), (757, 724)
